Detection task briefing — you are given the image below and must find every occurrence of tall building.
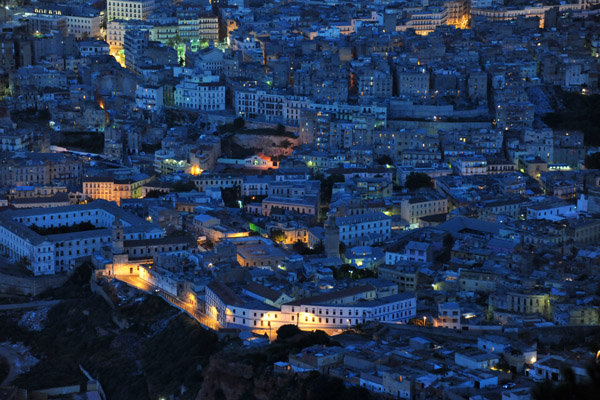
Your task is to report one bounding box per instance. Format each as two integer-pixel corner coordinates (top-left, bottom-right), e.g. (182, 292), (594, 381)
(124, 29), (148, 74)
(107, 0), (155, 21)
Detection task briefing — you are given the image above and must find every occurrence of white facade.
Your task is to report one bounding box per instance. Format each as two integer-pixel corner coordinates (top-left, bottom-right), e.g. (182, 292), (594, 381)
(206, 282), (417, 331)
(0, 201), (163, 276)
(234, 88), (309, 124)
(337, 212), (391, 246)
(454, 156), (488, 176)
(67, 14), (102, 39)
(175, 76), (225, 111)
(136, 84), (163, 112)
(79, 41), (110, 57)
(107, 0), (155, 21)
(526, 203), (576, 220)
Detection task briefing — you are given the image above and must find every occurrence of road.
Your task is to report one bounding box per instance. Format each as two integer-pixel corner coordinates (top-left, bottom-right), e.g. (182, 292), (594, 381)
(113, 275), (221, 331)
(0, 300), (60, 312)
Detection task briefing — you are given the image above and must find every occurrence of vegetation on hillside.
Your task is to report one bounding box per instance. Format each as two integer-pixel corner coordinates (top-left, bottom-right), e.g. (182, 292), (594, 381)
(542, 88), (600, 146)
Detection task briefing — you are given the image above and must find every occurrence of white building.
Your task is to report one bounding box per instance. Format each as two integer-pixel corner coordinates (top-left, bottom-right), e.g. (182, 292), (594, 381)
(135, 84), (163, 112)
(32, 7), (102, 39)
(435, 302), (461, 330)
(454, 349), (499, 370)
(337, 212), (391, 246)
(206, 281), (417, 331)
(454, 155), (488, 176)
(107, 0), (155, 21)
(79, 40), (110, 57)
(400, 194), (448, 228)
(174, 75), (225, 111)
(526, 201), (576, 220)
(234, 88), (309, 124)
(0, 200), (163, 276)
(66, 13), (102, 39)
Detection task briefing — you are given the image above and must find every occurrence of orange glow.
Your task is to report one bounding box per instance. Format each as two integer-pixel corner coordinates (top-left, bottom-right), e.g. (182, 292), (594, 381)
(190, 165), (203, 176)
(99, 100), (105, 110)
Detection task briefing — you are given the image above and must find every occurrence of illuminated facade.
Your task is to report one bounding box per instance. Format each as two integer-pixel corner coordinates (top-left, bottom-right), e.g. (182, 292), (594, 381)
(206, 281), (417, 331)
(107, 0), (155, 21)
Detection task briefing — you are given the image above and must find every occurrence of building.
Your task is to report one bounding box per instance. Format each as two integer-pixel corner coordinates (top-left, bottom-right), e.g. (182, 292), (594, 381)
(455, 349), (500, 370)
(0, 152), (83, 188)
(32, 5), (102, 39)
(135, 84), (163, 112)
(124, 29), (148, 75)
(435, 302), (462, 330)
(526, 201), (575, 220)
(206, 281), (417, 331)
(174, 76), (225, 111)
(79, 40), (110, 57)
(83, 175), (153, 205)
(400, 194), (448, 229)
(337, 212), (391, 246)
(395, 65), (430, 97)
(236, 242), (287, 268)
(193, 174), (243, 192)
(377, 265), (418, 292)
(107, 0), (155, 21)
(454, 156), (488, 176)
(0, 200), (163, 276)
(260, 196), (318, 218)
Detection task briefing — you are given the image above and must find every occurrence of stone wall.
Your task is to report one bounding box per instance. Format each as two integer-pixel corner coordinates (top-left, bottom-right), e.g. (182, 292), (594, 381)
(0, 271), (69, 296)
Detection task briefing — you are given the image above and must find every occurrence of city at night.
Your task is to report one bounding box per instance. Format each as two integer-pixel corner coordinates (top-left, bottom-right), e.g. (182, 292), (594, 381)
(0, 0), (599, 399)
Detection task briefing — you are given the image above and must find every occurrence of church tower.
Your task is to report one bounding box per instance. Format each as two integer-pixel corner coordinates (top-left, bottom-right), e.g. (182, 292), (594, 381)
(111, 216), (124, 255)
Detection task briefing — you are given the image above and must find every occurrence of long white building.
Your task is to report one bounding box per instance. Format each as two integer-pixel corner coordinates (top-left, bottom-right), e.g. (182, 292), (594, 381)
(205, 281), (417, 331)
(0, 200), (163, 276)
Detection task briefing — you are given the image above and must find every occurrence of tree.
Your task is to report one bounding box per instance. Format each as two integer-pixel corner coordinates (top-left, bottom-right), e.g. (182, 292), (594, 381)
(270, 229), (285, 243)
(172, 181), (197, 192)
(276, 324), (301, 341)
(276, 123), (286, 135)
(338, 241), (347, 256)
(318, 173), (345, 204)
(281, 139), (293, 148)
(584, 152), (600, 170)
(532, 363), (600, 400)
(405, 172), (434, 190)
(233, 117), (245, 131)
(376, 155), (393, 165)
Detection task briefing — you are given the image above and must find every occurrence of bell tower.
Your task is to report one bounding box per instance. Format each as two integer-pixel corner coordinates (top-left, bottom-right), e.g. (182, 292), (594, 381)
(324, 214), (340, 259)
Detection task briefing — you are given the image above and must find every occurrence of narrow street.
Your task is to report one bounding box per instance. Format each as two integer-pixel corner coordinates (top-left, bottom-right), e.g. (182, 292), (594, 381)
(113, 275), (221, 331)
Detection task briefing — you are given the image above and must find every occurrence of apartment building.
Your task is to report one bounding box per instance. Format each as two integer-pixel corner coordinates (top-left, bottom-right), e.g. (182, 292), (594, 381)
(194, 174), (243, 192)
(33, 6), (102, 39)
(395, 66), (430, 97)
(0, 152), (83, 188)
(83, 175), (153, 205)
(337, 212), (391, 246)
(400, 193), (448, 228)
(453, 156), (488, 176)
(174, 76), (225, 111)
(107, 0), (155, 21)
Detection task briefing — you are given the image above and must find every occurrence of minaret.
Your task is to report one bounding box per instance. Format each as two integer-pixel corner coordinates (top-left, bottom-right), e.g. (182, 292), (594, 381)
(324, 214), (340, 259)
